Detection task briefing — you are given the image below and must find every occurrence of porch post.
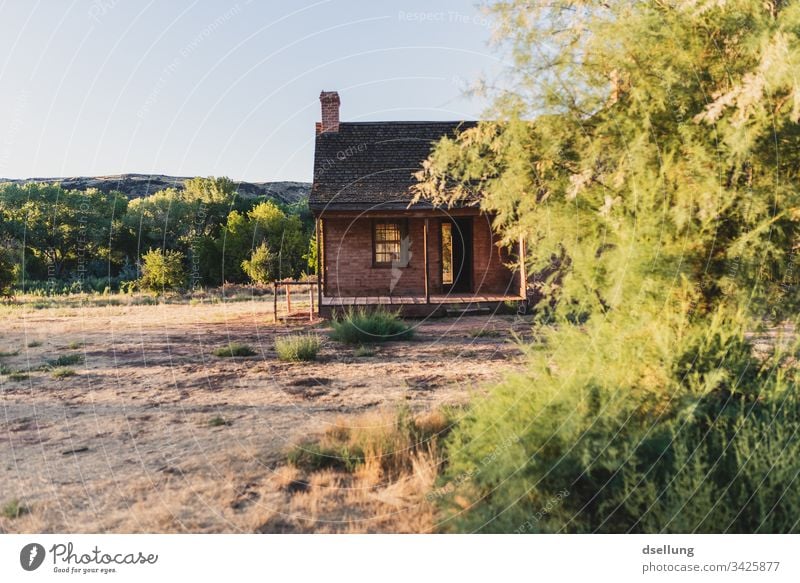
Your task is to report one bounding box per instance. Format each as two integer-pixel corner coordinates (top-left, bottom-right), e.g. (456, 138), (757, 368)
(316, 218), (323, 311)
(423, 218), (430, 304)
(518, 234), (527, 298)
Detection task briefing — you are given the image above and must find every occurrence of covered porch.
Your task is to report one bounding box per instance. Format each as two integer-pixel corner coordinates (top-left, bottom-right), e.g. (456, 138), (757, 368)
(314, 207), (528, 317)
(320, 292), (525, 317)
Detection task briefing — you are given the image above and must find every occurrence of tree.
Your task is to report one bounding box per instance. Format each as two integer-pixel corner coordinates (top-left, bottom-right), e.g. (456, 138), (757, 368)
(124, 188), (193, 252)
(217, 201), (308, 283)
(183, 176), (237, 205)
(415, 0), (800, 533)
(0, 183), (127, 279)
(0, 247), (15, 296)
(139, 248), (186, 292)
(249, 201), (306, 278)
(305, 231), (318, 275)
(241, 243), (276, 284)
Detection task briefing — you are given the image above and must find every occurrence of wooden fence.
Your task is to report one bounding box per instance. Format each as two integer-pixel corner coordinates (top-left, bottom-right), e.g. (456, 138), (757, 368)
(272, 280), (319, 323)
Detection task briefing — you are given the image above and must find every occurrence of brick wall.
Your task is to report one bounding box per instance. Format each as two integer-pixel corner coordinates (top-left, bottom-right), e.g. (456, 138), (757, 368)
(322, 214), (516, 297)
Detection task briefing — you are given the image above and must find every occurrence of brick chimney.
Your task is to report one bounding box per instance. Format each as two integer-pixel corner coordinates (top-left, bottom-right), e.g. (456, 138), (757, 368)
(318, 91), (340, 134)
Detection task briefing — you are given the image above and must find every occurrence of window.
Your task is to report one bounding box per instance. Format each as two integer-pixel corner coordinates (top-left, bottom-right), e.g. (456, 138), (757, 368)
(373, 221), (409, 267)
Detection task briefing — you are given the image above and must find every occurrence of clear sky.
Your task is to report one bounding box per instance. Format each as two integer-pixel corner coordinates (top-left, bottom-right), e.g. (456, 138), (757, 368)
(0, 0), (506, 182)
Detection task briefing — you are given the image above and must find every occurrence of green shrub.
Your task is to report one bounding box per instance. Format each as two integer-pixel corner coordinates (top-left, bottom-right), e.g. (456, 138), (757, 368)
(1, 498), (29, 519)
(353, 345), (376, 357)
(7, 372), (28, 381)
(47, 354), (83, 367)
(241, 243), (276, 285)
(287, 442), (365, 472)
(213, 342), (256, 357)
(330, 308), (413, 344)
(469, 329), (501, 338)
(437, 312), (800, 533)
(139, 248), (186, 292)
(52, 368), (76, 379)
(274, 333), (320, 362)
(208, 416), (230, 427)
(26, 340), (42, 348)
(0, 365), (10, 375)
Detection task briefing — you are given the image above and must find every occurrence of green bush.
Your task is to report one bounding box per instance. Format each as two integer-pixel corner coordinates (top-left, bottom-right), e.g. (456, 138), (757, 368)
(47, 354), (83, 367)
(437, 312), (800, 533)
(1, 498), (29, 519)
(287, 442), (365, 473)
(330, 308), (413, 344)
(353, 345), (376, 357)
(52, 368), (76, 379)
(139, 248), (186, 292)
(213, 342), (256, 357)
(274, 333), (320, 362)
(208, 416), (230, 427)
(241, 243), (276, 285)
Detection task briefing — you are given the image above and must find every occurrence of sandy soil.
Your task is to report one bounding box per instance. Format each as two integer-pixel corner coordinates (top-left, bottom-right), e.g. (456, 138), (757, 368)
(0, 298), (529, 533)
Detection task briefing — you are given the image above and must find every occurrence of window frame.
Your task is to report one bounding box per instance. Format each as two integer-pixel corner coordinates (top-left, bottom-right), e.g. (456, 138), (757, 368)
(371, 219), (409, 268)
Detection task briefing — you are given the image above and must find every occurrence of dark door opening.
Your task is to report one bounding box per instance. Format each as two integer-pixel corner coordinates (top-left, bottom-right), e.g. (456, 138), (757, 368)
(441, 217), (472, 293)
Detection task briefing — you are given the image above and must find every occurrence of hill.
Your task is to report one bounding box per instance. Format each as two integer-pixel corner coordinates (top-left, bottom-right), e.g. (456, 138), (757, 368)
(0, 173), (310, 204)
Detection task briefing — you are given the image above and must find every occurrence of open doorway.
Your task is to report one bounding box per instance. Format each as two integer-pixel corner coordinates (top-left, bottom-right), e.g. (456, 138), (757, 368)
(441, 217), (473, 293)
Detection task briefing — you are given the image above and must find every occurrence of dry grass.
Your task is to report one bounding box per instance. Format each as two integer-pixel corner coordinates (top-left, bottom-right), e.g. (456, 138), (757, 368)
(0, 295), (528, 533)
(262, 407), (451, 533)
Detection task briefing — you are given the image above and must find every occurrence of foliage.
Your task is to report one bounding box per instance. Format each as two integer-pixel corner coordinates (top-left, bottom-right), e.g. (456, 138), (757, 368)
(413, 0), (800, 533)
(218, 201), (307, 284)
(52, 368), (77, 379)
(353, 345), (376, 357)
(241, 243), (276, 285)
(213, 342), (256, 357)
(274, 333), (321, 362)
(208, 416), (231, 427)
(139, 248), (187, 292)
(0, 177), (311, 292)
(305, 231), (318, 274)
(46, 353), (83, 368)
(330, 307), (414, 344)
(0, 183), (127, 279)
(0, 247), (14, 296)
(437, 309), (800, 532)
(1, 498), (29, 519)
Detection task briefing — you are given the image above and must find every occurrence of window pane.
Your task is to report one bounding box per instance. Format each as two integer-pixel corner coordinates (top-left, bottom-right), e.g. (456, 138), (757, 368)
(374, 222), (402, 264)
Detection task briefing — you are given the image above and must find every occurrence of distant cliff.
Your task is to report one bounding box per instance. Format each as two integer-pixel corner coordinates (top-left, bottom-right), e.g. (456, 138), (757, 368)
(0, 173), (310, 205)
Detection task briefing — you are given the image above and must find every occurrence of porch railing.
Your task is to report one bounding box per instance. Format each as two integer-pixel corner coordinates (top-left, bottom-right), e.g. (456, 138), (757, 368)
(272, 279), (319, 323)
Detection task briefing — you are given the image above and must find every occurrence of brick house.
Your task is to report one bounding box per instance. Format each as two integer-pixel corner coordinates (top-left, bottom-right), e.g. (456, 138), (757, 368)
(310, 91), (526, 316)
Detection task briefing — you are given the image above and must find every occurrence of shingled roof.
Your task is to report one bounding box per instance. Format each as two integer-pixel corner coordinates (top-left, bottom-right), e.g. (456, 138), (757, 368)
(309, 120), (477, 212)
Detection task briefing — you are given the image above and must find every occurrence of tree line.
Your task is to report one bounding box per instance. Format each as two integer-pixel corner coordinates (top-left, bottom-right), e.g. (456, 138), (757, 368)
(0, 176), (314, 295)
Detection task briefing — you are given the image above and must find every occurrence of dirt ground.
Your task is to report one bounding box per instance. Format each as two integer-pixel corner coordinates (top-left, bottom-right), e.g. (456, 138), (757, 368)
(0, 297), (529, 533)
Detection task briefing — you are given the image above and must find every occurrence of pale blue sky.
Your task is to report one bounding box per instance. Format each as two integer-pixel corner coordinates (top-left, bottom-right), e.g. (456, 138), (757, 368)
(0, 0), (505, 182)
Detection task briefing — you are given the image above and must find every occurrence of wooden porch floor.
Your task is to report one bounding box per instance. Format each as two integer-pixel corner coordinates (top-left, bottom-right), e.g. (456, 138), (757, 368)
(320, 293), (523, 306)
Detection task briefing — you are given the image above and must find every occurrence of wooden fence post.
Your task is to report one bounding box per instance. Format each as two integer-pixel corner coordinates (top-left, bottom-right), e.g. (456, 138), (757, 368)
(309, 284), (314, 321)
(286, 284), (291, 315)
(273, 282), (278, 323)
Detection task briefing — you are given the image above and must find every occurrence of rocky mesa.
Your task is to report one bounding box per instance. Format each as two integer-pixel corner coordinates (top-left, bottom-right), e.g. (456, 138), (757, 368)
(0, 173), (310, 204)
